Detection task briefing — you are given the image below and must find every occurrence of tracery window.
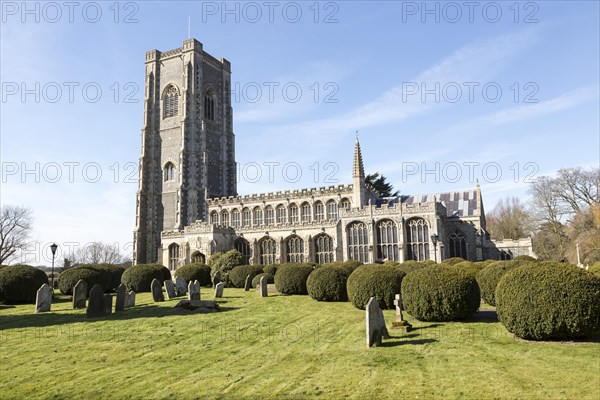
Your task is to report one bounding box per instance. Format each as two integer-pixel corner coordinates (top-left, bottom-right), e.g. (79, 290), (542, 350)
(340, 198), (351, 211)
(253, 207), (263, 226)
(347, 222), (369, 263)
(314, 234), (334, 264)
(235, 238), (251, 265)
(314, 201), (325, 222)
(168, 243), (179, 271)
(406, 218), (430, 261)
(448, 230), (468, 259)
(163, 85), (179, 118)
(259, 237), (277, 265)
(289, 204), (299, 224)
(221, 210), (230, 226)
(210, 211), (219, 224)
(376, 220), (399, 261)
(242, 208), (251, 227)
(265, 206), (275, 225)
(327, 201), (338, 221)
(232, 209), (241, 228)
(164, 162), (175, 182)
(276, 205), (287, 224)
(301, 202), (311, 223)
(204, 88), (215, 121)
(286, 236), (304, 263)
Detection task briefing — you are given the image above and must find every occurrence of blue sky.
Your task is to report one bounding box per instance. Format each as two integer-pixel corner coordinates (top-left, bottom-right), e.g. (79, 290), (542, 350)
(1, 1), (598, 265)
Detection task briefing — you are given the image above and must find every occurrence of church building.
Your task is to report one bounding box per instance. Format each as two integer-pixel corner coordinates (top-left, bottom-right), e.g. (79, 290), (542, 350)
(133, 39), (534, 270)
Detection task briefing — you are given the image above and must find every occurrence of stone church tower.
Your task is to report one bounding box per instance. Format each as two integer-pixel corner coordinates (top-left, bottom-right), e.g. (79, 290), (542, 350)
(133, 39), (237, 265)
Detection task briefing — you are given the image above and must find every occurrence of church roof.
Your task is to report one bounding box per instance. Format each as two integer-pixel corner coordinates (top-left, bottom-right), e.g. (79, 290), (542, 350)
(374, 190), (479, 218)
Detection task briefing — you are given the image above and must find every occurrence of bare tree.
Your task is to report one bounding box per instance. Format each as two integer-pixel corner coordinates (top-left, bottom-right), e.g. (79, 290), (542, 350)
(554, 167), (599, 213)
(64, 242), (127, 266)
(0, 205), (33, 265)
(486, 197), (534, 240)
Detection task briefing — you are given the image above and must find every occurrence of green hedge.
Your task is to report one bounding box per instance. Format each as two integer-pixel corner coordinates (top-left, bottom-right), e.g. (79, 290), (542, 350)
(274, 263), (315, 295)
(174, 263), (212, 286)
(92, 264), (125, 291)
(393, 260), (431, 275)
(252, 273), (274, 288)
(121, 264), (170, 292)
(321, 260), (363, 277)
(229, 265), (264, 288)
(447, 261), (486, 279)
(347, 265), (406, 309)
(402, 266), (480, 321)
(496, 262), (600, 340)
(0, 265), (49, 304)
(476, 261), (523, 306)
(58, 266), (111, 295)
(441, 257), (467, 266)
(512, 255), (537, 262)
(306, 267), (348, 302)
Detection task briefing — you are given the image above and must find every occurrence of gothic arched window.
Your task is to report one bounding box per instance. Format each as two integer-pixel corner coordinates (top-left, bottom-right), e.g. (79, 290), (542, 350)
(259, 237), (277, 265)
(232, 209), (241, 228)
(377, 219), (399, 261)
(210, 211), (219, 224)
(340, 198), (351, 211)
(301, 202), (311, 223)
(276, 205), (287, 225)
(253, 207), (263, 226)
(221, 210), (230, 226)
(204, 88), (216, 121)
(314, 234), (334, 264)
(347, 221), (369, 263)
(448, 230), (468, 259)
(286, 236), (304, 263)
(289, 203), (299, 224)
(327, 200), (338, 221)
(314, 201), (324, 222)
(406, 218), (430, 261)
(163, 85), (179, 118)
(164, 162), (175, 182)
(242, 208), (251, 227)
(265, 206), (275, 225)
(168, 243), (179, 271)
(191, 251), (206, 264)
(235, 238), (251, 265)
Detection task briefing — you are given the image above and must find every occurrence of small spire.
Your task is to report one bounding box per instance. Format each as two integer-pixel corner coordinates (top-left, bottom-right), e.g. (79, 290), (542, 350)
(353, 134), (365, 179)
(355, 130), (359, 143)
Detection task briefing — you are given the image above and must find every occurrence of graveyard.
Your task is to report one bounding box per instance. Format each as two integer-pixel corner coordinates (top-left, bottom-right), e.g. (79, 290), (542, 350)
(1, 278), (599, 400)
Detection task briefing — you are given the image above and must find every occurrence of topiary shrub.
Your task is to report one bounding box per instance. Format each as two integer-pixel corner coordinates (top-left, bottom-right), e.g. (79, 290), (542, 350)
(274, 263), (315, 295)
(394, 261), (429, 275)
(402, 266), (480, 321)
(442, 257), (466, 266)
(229, 265), (264, 288)
(85, 264), (125, 292)
(121, 264), (169, 292)
(476, 261), (523, 306)
(306, 267), (349, 302)
(174, 263), (212, 286)
(588, 263), (600, 277)
(57, 265), (111, 295)
(0, 265), (49, 304)
(252, 273), (274, 288)
(211, 250), (244, 286)
(447, 261), (485, 278)
(496, 262), (600, 340)
(512, 255), (537, 262)
(263, 264), (279, 276)
(347, 265), (406, 309)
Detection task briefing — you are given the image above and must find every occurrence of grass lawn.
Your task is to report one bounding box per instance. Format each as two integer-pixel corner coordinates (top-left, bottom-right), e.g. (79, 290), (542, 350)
(1, 288), (599, 399)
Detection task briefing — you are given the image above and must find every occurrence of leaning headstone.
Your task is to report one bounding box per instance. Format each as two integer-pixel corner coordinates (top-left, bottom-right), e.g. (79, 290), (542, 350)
(366, 297), (389, 348)
(175, 276), (187, 296)
(87, 284), (104, 318)
(244, 275), (252, 292)
(188, 280), (200, 301)
(103, 294), (113, 314)
(124, 291), (136, 308)
(164, 280), (177, 299)
(213, 271), (221, 288)
(259, 276), (268, 298)
(72, 279), (88, 309)
(35, 284), (52, 313)
(151, 278), (164, 302)
(391, 293), (413, 332)
(115, 283), (126, 312)
(214, 282), (224, 298)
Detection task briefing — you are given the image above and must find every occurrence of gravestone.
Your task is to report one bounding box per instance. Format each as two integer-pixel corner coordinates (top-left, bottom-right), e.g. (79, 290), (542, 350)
(244, 275), (252, 292)
(175, 276), (187, 296)
(164, 280), (177, 299)
(188, 280), (200, 301)
(259, 276), (268, 298)
(124, 291), (136, 308)
(87, 284), (104, 318)
(72, 279), (88, 309)
(151, 279), (164, 302)
(214, 282), (224, 298)
(391, 293), (413, 332)
(115, 283), (126, 312)
(103, 294), (113, 314)
(366, 297), (389, 348)
(35, 284), (52, 313)
(213, 271), (221, 288)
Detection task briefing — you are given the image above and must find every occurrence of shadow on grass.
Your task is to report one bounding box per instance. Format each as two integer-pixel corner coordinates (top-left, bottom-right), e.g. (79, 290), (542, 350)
(463, 309), (499, 324)
(0, 304), (239, 331)
(380, 337), (438, 347)
(410, 323), (442, 331)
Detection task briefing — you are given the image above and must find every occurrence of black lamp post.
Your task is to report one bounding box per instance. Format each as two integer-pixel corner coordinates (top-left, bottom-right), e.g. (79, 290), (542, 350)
(430, 234), (439, 263)
(50, 243), (58, 291)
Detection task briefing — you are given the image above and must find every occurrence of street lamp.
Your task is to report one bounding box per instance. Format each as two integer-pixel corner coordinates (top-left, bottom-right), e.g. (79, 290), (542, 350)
(430, 234), (439, 263)
(50, 243), (58, 292)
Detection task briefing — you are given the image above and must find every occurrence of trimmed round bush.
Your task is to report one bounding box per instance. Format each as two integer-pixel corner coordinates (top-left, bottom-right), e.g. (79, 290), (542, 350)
(347, 265), (406, 309)
(58, 266), (111, 295)
(211, 250), (244, 286)
(252, 273), (274, 288)
(588, 263), (600, 277)
(0, 265), (49, 304)
(513, 255), (537, 262)
(394, 260), (430, 275)
(174, 263), (212, 286)
(442, 257), (466, 266)
(496, 262), (600, 340)
(229, 265), (264, 288)
(402, 266), (480, 321)
(307, 267), (348, 302)
(87, 264), (125, 291)
(476, 261), (523, 306)
(274, 263), (315, 295)
(447, 261), (485, 278)
(263, 264), (279, 276)
(121, 264), (170, 292)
